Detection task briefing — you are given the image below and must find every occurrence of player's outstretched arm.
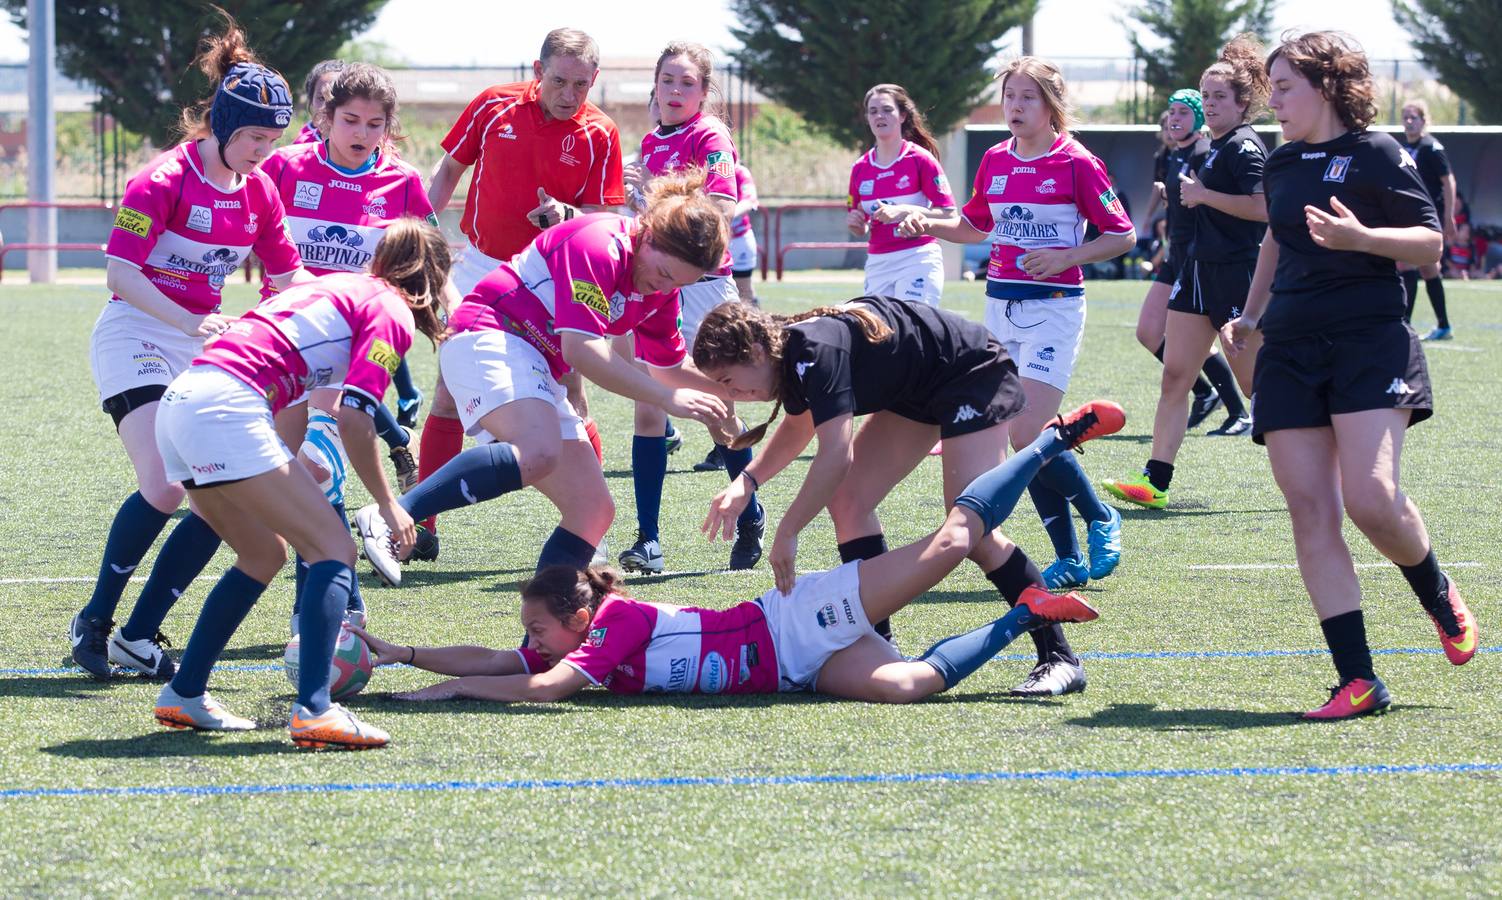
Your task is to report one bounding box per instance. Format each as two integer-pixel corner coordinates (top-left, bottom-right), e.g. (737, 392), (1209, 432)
(394, 667), (590, 703)
(349, 625), (520, 677)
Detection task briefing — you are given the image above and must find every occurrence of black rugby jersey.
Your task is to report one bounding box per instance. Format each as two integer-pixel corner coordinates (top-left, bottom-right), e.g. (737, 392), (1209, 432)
(1187, 123), (1267, 263)
(779, 296), (1003, 427)
(1164, 135), (1212, 250)
(1261, 129), (1439, 340)
(1399, 133), (1452, 210)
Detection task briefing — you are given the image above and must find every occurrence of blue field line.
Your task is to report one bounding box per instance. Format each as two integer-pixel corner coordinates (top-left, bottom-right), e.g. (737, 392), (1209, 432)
(4, 645), (1497, 678)
(3, 760), (1500, 802)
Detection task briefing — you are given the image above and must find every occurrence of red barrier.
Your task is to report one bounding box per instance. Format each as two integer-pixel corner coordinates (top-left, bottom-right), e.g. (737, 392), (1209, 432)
(767, 201), (866, 280)
(0, 202), (116, 282)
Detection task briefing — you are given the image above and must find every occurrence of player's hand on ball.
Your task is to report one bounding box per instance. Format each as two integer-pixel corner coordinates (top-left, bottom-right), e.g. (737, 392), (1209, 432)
(1305, 196), (1368, 252)
(345, 625), (405, 666)
(870, 205), (907, 225)
(771, 527), (799, 595)
(896, 212), (931, 238)
(191, 313), (232, 338)
(665, 388), (728, 426)
(703, 480), (752, 542)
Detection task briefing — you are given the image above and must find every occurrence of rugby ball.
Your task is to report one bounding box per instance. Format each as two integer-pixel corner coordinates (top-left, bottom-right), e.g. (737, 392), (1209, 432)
(284, 623), (373, 701)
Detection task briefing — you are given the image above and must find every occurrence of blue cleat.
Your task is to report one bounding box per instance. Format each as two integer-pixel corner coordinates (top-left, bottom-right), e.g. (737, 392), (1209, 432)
(1086, 506), (1122, 579)
(1041, 554), (1089, 590)
(1421, 326), (1452, 342)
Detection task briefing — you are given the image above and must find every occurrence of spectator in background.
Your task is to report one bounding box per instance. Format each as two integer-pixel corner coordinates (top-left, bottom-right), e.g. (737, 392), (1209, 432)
(1399, 99), (1457, 340)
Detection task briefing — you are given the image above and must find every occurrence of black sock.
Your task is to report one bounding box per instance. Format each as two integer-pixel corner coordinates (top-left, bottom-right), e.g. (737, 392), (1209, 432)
(839, 535), (890, 637)
(1199, 353), (1245, 418)
(1319, 610), (1376, 684)
(1424, 276), (1449, 329)
(1144, 458), (1174, 492)
(985, 548), (1039, 605)
(1401, 270), (1421, 322)
(1397, 549), (1448, 615)
(1155, 340), (1212, 400)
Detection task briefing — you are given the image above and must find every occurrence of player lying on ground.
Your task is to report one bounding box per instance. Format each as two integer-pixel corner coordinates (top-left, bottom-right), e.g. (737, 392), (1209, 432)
(351, 401), (1122, 703)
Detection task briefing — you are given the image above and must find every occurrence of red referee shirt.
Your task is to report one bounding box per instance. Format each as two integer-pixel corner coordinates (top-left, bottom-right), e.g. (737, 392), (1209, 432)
(442, 80), (626, 261)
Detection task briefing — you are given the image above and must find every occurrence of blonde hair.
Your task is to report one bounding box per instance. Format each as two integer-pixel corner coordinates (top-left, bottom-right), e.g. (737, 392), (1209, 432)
(1202, 34), (1270, 122)
(369, 217), (451, 346)
(997, 57), (1076, 134)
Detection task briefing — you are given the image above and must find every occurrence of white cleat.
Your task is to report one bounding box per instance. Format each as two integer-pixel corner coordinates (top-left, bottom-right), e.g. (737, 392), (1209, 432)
(154, 684), (255, 731)
(108, 631), (175, 680)
(355, 505), (403, 587)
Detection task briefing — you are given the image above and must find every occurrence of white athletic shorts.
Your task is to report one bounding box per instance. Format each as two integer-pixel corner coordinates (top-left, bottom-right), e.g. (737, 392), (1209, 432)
(982, 294), (1086, 392)
(678, 274), (740, 349)
(863, 243), (945, 306)
(156, 365), (292, 487)
(730, 231), (758, 273)
(439, 330), (586, 442)
(451, 241), (505, 297)
(89, 301), (204, 403)
(756, 560), (874, 692)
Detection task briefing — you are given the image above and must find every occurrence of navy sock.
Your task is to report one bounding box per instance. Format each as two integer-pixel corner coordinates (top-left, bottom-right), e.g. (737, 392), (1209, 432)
(1036, 452), (1110, 525)
(1027, 480), (1079, 559)
(838, 536), (890, 638)
(329, 501), (364, 614)
(664, 420), (677, 439)
(536, 527), (596, 572)
(293, 555), (309, 615)
(119, 513), (220, 641)
(632, 435), (668, 541)
(1424, 276), (1449, 329)
(1320, 609), (1376, 683)
(392, 358), (418, 405)
(401, 442), (523, 523)
(1199, 352), (1245, 418)
(373, 401), (408, 449)
(1402, 269), (1421, 321)
(1397, 549), (1448, 615)
(919, 604), (1036, 689)
(985, 549), (1040, 606)
(1144, 458), (1174, 492)
(169, 567), (267, 698)
(296, 560), (355, 713)
(955, 428), (1067, 532)
(83, 492), (173, 621)
(720, 444), (763, 527)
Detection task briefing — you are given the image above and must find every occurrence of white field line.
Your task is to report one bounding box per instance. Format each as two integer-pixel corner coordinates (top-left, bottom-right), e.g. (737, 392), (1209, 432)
(1188, 561), (1482, 571)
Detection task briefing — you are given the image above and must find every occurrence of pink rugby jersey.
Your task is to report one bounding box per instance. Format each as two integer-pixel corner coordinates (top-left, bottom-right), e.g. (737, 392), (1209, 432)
(294, 120), (321, 144)
(105, 141), (301, 316)
(517, 595), (779, 694)
(198, 272), (413, 415)
(848, 141), (956, 254)
(731, 164), (758, 238)
(446, 213), (685, 380)
(257, 141), (436, 297)
(960, 134), (1134, 294)
(641, 112), (737, 274)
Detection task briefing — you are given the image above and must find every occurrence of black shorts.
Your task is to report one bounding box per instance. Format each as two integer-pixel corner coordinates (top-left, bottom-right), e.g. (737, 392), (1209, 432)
(889, 344), (1026, 439)
(1168, 258), (1255, 329)
(1251, 320), (1433, 445)
(1153, 249), (1183, 286)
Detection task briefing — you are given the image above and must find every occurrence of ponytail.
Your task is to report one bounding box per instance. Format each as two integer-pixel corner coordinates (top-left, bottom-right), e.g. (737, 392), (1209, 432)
(523, 565), (626, 621)
(175, 7), (262, 141)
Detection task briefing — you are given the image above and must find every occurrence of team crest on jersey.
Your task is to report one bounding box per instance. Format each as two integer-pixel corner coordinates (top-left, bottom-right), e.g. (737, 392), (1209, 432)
(186, 205), (213, 233)
(935, 174), (950, 193)
(366, 339), (401, 374)
(858, 179), (875, 195)
(245, 212), (259, 234)
(293, 181), (324, 210)
(988, 175), (1009, 194)
(587, 626), (607, 647)
(559, 133), (579, 167)
(1204, 149), (1219, 169)
(1323, 156), (1353, 183)
(362, 195), (388, 218)
(571, 279), (610, 317)
(1099, 187), (1124, 216)
(705, 150), (734, 180)
(1036, 178), (1057, 195)
(896, 174), (911, 190)
(112, 206), (153, 238)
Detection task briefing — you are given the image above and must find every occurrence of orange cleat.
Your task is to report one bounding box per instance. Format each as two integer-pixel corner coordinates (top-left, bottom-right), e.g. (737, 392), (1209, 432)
(1427, 576), (1478, 666)
(1052, 400), (1126, 452)
(289, 703), (389, 751)
(1303, 677), (1391, 720)
(1018, 584), (1099, 625)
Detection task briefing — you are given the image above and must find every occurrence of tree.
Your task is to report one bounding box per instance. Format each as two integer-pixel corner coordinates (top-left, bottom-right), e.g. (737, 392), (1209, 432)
(1124, 0), (1276, 111)
(2, 1), (389, 145)
(727, 0), (1037, 150)
(1393, 0), (1502, 124)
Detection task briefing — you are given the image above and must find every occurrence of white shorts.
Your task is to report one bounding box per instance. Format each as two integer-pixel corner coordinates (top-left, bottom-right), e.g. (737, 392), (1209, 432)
(730, 231), (758, 273)
(156, 365), (293, 487)
(89, 301), (204, 403)
(439, 330), (586, 442)
(451, 242), (505, 296)
(757, 561), (873, 692)
(983, 294), (1086, 392)
(863, 243), (945, 306)
(678, 275), (740, 349)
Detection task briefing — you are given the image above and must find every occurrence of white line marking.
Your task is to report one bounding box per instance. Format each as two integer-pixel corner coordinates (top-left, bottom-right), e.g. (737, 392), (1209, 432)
(1188, 561), (1482, 571)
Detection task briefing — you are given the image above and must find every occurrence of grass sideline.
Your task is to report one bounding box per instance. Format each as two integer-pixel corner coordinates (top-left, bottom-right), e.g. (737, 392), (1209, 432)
(1, 276), (1499, 895)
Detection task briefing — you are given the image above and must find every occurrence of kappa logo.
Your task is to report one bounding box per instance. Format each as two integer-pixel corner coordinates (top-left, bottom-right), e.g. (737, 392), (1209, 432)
(1386, 378), (1413, 395)
(952, 404), (981, 424)
(559, 133), (579, 167)
(186, 205), (213, 233)
(1323, 156), (1353, 183)
(1302, 151), (1328, 160)
(1240, 138), (1259, 154)
(988, 175), (1009, 194)
(293, 181), (324, 210)
(1035, 177), (1057, 194)
(796, 361), (813, 380)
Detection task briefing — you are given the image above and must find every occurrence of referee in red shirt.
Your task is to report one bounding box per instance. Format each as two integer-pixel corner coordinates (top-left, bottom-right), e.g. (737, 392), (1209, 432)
(416, 28), (626, 559)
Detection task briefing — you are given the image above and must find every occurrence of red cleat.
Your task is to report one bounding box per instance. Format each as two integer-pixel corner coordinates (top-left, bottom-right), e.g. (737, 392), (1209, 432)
(1018, 585), (1099, 624)
(1052, 400), (1126, 451)
(1427, 576), (1478, 666)
(1303, 676), (1391, 720)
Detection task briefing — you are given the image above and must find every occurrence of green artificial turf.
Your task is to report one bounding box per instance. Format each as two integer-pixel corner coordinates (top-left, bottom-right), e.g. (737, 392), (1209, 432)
(1, 276), (1498, 895)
